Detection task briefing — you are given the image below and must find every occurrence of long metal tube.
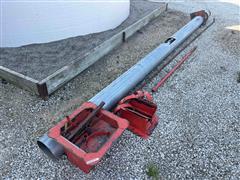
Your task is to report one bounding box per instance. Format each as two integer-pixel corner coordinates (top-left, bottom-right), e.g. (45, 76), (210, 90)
(90, 15), (204, 110)
(37, 14), (206, 160)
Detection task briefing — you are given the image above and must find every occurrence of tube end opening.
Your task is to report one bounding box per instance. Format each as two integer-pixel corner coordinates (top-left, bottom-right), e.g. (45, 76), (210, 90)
(37, 140), (58, 161)
(37, 134), (64, 160)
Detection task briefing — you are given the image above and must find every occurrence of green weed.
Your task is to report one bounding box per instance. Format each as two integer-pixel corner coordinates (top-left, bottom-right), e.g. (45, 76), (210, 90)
(146, 163), (159, 180)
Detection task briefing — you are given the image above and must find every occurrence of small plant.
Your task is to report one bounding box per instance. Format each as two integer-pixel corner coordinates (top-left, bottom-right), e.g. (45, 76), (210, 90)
(146, 163), (159, 180)
(237, 71), (240, 83)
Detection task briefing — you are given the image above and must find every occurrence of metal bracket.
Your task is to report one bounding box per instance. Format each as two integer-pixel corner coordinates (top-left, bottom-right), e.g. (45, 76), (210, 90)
(37, 82), (49, 100)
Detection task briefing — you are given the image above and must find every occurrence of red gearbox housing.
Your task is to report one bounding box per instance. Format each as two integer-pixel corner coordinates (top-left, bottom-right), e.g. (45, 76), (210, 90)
(114, 90), (159, 139)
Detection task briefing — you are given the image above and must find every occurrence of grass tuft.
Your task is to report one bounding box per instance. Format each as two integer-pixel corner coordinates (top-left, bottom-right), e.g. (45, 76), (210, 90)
(146, 163), (159, 180)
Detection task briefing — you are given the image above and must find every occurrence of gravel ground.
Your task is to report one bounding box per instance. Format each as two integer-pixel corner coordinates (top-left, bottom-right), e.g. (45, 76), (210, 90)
(0, 0), (240, 179)
(0, 0), (163, 80)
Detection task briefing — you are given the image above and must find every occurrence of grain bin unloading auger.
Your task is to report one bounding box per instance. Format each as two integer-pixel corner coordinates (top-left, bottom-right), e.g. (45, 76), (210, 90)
(37, 10), (209, 173)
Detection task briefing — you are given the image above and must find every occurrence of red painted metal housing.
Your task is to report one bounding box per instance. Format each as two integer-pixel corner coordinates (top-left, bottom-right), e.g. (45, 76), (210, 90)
(48, 102), (129, 173)
(46, 91), (158, 173)
(114, 91), (158, 139)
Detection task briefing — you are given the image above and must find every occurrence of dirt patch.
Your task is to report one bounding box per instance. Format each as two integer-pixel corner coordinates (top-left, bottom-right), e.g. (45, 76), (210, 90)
(216, 28), (240, 55)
